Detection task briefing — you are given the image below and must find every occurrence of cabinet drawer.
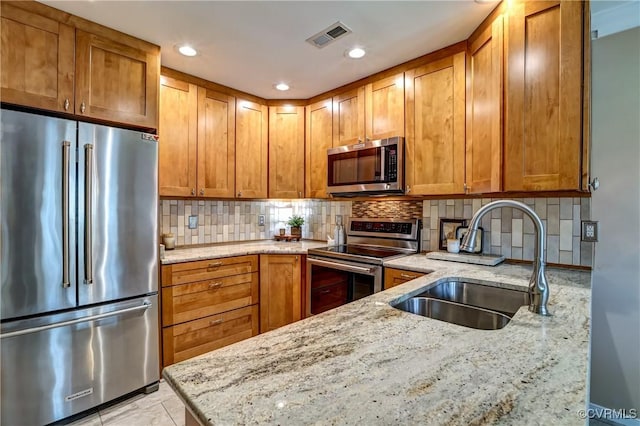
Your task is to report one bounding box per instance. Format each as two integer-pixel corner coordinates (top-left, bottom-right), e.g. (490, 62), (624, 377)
(163, 304), (259, 366)
(162, 255), (258, 286)
(384, 268), (426, 289)
(311, 282), (348, 315)
(162, 272), (258, 326)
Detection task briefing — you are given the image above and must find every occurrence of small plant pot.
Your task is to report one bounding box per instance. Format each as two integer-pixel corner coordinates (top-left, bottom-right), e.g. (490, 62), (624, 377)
(279, 228), (286, 236)
(290, 226), (302, 237)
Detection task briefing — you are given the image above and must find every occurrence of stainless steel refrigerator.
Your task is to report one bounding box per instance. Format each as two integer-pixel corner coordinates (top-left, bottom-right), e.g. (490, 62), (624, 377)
(1, 108), (160, 425)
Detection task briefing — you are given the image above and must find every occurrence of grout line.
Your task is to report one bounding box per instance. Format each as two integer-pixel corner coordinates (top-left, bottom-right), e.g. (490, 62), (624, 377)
(161, 401), (178, 426)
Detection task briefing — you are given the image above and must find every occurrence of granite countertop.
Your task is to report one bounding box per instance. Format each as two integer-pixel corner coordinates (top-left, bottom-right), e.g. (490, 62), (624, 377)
(163, 254), (591, 425)
(161, 240), (329, 264)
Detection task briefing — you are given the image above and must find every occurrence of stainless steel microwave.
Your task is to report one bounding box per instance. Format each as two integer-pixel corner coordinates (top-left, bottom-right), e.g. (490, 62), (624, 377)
(327, 137), (404, 196)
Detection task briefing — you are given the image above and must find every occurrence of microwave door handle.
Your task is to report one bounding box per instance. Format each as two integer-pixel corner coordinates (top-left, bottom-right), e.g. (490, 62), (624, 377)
(379, 147), (385, 181)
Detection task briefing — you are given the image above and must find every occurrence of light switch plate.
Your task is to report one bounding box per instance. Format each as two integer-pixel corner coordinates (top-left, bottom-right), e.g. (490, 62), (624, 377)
(581, 221), (598, 242)
(336, 215), (342, 225)
(188, 215), (198, 229)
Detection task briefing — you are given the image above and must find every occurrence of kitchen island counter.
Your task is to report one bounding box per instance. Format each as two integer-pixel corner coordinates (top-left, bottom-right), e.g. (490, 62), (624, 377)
(163, 255), (591, 425)
(161, 240), (328, 264)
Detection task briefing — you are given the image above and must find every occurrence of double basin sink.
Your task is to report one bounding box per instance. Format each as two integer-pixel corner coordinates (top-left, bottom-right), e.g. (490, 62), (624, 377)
(393, 278), (529, 330)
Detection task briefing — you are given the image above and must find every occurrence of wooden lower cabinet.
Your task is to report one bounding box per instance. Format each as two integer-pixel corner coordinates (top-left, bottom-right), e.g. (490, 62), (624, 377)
(163, 305), (259, 366)
(384, 268), (426, 289)
(259, 255), (303, 333)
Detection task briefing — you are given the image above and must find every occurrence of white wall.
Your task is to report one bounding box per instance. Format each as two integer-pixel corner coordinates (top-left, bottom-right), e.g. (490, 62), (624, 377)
(589, 22), (640, 418)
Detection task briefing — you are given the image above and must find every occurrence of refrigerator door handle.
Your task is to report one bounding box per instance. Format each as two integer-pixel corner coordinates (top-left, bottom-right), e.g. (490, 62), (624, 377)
(62, 141), (71, 288)
(84, 144), (94, 284)
(0, 302), (152, 339)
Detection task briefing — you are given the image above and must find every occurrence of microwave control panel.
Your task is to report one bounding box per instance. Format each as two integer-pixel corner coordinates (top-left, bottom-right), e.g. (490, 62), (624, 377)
(385, 145), (398, 182)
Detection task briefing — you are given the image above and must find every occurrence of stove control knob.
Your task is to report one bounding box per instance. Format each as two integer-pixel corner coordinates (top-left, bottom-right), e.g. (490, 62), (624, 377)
(385, 184), (390, 189)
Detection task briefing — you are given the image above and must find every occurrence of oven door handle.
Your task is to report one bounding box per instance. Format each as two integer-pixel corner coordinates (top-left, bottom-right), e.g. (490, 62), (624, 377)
(308, 258), (377, 275)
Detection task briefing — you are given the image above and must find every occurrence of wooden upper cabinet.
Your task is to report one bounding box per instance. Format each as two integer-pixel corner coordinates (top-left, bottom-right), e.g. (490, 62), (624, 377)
(269, 106), (305, 198)
(198, 88), (236, 198)
(260, 255), (302, 333)
(305, 99), (333, 199)
(504, 0), (583, 191)
(364, 73), (405, 140)
(235, 99), (268, 198)
(159, 76), (198, 197)
(466, 15), (504, 194)
(75, 29), (159, 129)
(332, 87), (365, 147)
(405, 52), (466, 195)
(0, 2), (74, 113)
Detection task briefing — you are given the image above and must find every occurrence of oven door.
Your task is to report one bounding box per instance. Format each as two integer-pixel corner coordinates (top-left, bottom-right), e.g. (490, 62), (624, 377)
(306, 257), (382, 316)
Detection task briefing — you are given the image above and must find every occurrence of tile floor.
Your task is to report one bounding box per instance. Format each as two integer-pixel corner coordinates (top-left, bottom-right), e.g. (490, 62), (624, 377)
(67, 381), (185, 426)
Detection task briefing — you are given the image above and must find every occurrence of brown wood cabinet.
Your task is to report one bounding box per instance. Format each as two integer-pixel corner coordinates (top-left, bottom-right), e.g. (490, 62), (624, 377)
(0, 2), (74, 113)
(0, 1), (160, 130)
(259, 255), (303, 333)
(159, 76), (198, 196)
(405, 52), (466, 195)
(332, 87), (365, 147)
(364, 73), (405, 140)
(384, 268), (426, 289)
(466, 15), (504, 194)
(305, 98), (333, 199)
(75, 29), (159, 129)
(161, 255), (259, 367)
(269, 106), (305, 198)
(197, 88), (236, 198)
(504, 0), (583, 191)
(236, 99), (268, 198)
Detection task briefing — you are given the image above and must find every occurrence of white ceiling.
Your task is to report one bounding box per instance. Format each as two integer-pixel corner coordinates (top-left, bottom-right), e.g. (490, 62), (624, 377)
(40, 1), (497, 99)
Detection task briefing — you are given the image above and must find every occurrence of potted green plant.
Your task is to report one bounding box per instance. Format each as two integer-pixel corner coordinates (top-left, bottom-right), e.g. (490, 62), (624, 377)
(287, 215), (304, 237)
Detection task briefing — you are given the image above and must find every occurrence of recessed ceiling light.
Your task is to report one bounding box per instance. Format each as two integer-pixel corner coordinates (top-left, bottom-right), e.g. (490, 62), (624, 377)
(177, 45), (197, 57)
(275, 83), (290, 91)
(347, 48), (366, 59)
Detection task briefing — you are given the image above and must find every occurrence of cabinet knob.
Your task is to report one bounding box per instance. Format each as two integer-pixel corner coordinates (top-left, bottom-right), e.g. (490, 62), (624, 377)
(464, 183), (469, 194)
(191, 188), (196, 196)
(298, 191), (302, 198)
(365, 137), (371, 142)
(237, 192), (242, 197)
(200, 188), (204, 196)
(80, 102), (86, 114)
(209, 319), (223, 327)
(406, 185), (411, 194)
(208, 282), (223, 290)
(64, 99), (70, 111)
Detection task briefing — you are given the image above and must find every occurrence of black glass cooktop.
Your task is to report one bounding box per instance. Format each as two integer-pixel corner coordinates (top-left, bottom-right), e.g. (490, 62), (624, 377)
(314, 245), (406, 259)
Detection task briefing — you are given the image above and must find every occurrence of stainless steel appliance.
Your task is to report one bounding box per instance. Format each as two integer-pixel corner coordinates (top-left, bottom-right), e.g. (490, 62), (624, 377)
(1, 109), (160, 426)
(307, 218), (421, 315)
(327, 137), (404, 196)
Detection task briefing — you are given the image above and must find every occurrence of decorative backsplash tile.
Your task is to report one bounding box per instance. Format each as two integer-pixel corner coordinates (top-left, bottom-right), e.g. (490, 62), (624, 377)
(352, 200), (423, 219)
(159, 199), (351, 246)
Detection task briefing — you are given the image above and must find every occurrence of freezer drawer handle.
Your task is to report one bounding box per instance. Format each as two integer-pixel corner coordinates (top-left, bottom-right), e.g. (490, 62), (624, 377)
(84, 144), (94, 284)
(62, 141), (71, 288)
(0, 302), (151, 339)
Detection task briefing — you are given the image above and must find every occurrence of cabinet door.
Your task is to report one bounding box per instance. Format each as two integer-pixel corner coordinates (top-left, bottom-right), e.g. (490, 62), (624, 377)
(260, 255), (302, 333)
(0, 3), (74, 113)
(198, 88), (236, 198)
(75, 29), (159, 129)
(235, 99), (268, 198)
(332, 87), (365, 147)
(384, 268), (425, 289)
(305, 99), (333, 199)
(365, 73), (405, 139)
(405, 52), (466, 195)
(504, 0), (583, 191)
(159, 76), (197, 197)
(466, 15), (504, 194)
(268, 106), (305, 198)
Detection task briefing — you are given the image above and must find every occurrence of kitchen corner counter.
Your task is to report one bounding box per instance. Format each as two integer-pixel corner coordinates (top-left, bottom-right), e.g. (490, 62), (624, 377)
(160, 240), (328, 264)
(163, 254), (591, 425)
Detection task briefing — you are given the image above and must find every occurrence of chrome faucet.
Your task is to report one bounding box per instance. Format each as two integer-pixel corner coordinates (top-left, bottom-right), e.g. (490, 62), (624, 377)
(460, 200), (551, 316)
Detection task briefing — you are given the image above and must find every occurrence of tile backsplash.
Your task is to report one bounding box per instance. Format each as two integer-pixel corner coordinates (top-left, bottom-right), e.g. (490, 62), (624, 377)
(160, 199), (351, 246)
(160, 196), (592, 267)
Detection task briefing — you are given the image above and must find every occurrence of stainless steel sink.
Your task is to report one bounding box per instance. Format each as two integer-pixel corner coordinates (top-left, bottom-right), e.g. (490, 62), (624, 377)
(392, 278), (529, 330)
(395, 297), (512, 330)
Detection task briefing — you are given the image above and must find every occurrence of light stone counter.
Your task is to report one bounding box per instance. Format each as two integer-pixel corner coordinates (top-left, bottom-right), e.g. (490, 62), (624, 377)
(161, 240), (329, 264)
(163, 254), (591, 425)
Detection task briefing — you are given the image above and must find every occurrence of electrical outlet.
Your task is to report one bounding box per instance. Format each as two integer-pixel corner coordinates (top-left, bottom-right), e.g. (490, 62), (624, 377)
(336, 215), (342, 225)
(258, 215), (265, 226)
(188, 215), (198, 229)
(581, 221), (598, 242)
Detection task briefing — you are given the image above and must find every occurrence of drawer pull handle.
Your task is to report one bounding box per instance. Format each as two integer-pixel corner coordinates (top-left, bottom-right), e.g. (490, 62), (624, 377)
(208, 282), (223, 290)
(208, 262), (223, 269)
(209, 319), (223, 326)
(320, 289), (331, 294)
(400, 273), (418, 279)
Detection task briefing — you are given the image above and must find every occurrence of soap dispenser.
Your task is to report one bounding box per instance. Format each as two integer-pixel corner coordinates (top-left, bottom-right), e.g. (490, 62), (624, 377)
(338, 224), (345, 246)
(334, 224), (340, 245)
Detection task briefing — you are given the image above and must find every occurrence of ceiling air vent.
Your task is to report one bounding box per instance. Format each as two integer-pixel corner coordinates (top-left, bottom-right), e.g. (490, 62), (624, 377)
(306, 22), (352, 49)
